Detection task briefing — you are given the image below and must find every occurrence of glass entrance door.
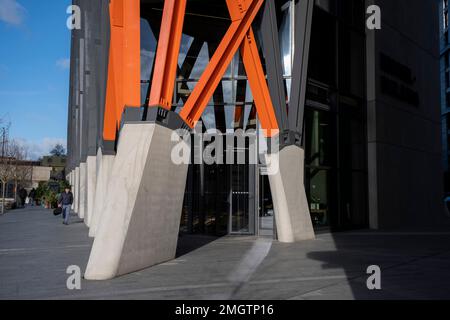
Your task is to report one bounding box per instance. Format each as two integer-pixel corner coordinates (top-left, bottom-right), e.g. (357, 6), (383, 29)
(229, 163), (256, 234)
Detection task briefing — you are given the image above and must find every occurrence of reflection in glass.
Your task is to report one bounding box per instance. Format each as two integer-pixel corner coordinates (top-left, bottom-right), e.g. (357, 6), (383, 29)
(279, 1), (292, 77)
(307, 168), (330, 227)
(140, 18), (157, 82)
(305, 109), (332, 167)
(201, 105), (216, 130)
(187, 42), (209, 80)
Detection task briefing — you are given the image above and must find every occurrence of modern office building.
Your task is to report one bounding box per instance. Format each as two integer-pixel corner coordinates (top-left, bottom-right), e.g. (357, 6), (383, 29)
(439, 0), (450, 194)
(66, 0), (444, 279)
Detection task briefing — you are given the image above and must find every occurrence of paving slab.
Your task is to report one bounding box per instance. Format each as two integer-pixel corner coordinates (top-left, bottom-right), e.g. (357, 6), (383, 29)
(1, 207), (450, 300)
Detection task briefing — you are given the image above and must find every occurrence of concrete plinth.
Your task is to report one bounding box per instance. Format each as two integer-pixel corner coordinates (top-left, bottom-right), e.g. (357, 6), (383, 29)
(79, 162), (87, 219)
(88, 150), (115, 238)
(85, 123), (189, 280)
(85, 156), (97, 227)
(265, 145), (315, 242)
(74, 167), (80, 213)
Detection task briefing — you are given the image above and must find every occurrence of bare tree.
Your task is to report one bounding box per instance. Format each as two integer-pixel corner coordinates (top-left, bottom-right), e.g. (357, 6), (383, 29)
(0, 130), (14, 214)
(10, 141), (32, 203)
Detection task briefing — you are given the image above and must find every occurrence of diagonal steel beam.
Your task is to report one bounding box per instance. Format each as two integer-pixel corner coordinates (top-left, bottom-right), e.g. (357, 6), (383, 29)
(179, 0), (272, 131)
(260, 0), (288, 131)
(289, 0), (314, 135)
(148, 0), (187, 110)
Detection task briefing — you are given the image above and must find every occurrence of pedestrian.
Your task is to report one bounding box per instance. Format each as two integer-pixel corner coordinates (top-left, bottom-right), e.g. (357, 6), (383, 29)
(58, 187), (74, 225)
(28, 188), (36, 207)
(18, 188), (27, 208)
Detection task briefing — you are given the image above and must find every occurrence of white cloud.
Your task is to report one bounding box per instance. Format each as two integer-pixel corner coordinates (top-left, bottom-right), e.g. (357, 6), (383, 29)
(56, 58), (70, 70)
(15, 138), (66, 160)
(0, 0), (26, 26)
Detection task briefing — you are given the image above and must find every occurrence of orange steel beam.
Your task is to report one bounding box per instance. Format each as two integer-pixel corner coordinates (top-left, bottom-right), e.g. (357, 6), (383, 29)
(102, 0), (140, 142)
(123, 0), (141, 108)
(148, 0), (187, 110)
(227, 0), (278, 137)
(179, 0), (268, 128)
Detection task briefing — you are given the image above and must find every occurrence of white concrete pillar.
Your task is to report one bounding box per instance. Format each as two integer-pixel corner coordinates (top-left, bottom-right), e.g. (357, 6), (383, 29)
(74, 167), (80, 213)
(89, 150), (115, 238)
(265, 145), (315, 242)
(79, 162), (87, 219)
(70, 170), (75, 210)
(85, 123), (189, 280)
(85, 156), (97, 227)
(68, 171), (73, 210)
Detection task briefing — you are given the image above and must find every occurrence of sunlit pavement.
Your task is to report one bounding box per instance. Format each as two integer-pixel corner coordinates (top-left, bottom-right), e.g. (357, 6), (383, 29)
(1, 207), (450, 300)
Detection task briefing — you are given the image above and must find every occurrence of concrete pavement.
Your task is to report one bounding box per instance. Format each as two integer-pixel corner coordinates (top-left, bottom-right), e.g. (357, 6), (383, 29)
(1, 207), (450, 300)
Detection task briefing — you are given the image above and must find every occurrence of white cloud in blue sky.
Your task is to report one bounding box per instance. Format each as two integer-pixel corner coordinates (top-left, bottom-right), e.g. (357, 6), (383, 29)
(0, 0), (26, 26)
(56, 58), (70, 70)
(15, 137), (66, 160)
(0, 0), (71, 150)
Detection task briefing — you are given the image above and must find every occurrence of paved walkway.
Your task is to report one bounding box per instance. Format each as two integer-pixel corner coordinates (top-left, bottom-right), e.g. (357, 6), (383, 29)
(1, 207), (450, 300)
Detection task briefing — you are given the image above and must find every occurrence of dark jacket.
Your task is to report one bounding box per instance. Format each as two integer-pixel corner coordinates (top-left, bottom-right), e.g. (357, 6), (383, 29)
(28, 189), (36, 198)
(59, 192), (73, 206)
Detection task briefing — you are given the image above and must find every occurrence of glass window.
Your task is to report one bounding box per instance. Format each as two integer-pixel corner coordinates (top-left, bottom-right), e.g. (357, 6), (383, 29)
(140, 18), (157, 82)
(308, 8), (337, 86)
(279, 1), (292, 77)
(140, 18), (157, 105)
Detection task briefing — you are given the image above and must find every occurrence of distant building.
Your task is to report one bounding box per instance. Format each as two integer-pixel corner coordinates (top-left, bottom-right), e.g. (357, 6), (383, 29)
(30, 166), (52, 189)
(0, 156), (64, 201)
(40, 155), (67, 181)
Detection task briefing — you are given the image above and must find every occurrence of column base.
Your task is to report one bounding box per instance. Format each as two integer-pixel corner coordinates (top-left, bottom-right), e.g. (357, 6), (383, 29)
(266, 145), (315, 242)
(74, 166), (80, 213)
(85, 156), (97, 227)
(89, 150), (115, 238)
(84, 122), (189, 280)
(79, 162), (87, 219)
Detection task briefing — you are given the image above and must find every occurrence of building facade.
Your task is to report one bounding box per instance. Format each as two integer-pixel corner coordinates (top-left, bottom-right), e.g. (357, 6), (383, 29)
(439, 0), (450, 194)
(66, 0), (444, 279)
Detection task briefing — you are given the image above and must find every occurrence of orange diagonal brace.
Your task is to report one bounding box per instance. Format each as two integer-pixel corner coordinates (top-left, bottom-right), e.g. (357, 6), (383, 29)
(226, 0), (278, 137)
(148, 0), (187, 110)
(102, 0), (140, 142)
(179, 0), (267, 129)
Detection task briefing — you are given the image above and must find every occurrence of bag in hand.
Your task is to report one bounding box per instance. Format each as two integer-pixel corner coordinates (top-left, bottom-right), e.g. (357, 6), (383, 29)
(53, 207), (63, 216)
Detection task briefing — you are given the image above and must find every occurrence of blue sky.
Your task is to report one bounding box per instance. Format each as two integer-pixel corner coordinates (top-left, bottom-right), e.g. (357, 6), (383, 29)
(0, 0), (71, 159)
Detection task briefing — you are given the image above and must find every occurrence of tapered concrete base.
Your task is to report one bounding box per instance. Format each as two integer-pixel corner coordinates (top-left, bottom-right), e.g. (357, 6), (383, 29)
(74, 167), (80, 213)
(79, 162), (87, 219)
(85, 123), (189, 280)
(265, 145), (315, 242)
(85, 156), (97, 227)
(88, 150), (115, 238)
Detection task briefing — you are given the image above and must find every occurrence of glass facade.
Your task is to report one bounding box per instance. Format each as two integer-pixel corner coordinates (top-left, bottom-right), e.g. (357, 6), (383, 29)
(440, 0), (450, 194)
(140, 0), (368, 236)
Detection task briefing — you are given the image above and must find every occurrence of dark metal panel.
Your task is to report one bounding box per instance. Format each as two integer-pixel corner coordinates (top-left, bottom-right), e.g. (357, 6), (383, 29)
(260, 0), (288, 131)
(85, 0), (101, 157)
(67, 2), (77, 171)
(78, 0), (88, 162)
(289, 0), (314, 135)
(98, 0), (110, 153)
(72, 0), (82, 167)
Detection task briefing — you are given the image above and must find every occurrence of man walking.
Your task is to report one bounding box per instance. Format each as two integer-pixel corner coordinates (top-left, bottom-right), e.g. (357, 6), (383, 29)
(58, 187), (74, 225)
(28, 188), (36, 206)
